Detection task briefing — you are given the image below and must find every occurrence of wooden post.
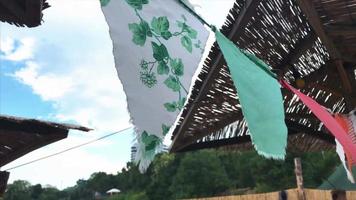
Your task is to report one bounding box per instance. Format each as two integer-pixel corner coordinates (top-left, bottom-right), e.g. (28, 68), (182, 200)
(0, 171), (9, 196)
(294, 158), (306, 200)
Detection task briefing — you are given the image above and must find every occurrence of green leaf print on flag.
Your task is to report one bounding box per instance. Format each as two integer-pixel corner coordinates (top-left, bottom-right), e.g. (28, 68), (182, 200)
(129, 21), (151, 46)
(125, 0), (148, 10)
(151, 17), (172, 40)
(152, 42), (169, 61)
(170, 59), (184, 76)
(164, 75), (180, 92)
(100, 0), (111, 7)
(181, 35), (193, 53)
(101, 0), (209, 172)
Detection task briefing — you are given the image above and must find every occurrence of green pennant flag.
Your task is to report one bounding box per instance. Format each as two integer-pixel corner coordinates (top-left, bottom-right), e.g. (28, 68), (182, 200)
(214, 29), (287, 159)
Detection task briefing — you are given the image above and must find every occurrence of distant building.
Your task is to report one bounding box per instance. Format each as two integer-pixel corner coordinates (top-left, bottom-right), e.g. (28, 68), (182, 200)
(131, 143), (138, 162)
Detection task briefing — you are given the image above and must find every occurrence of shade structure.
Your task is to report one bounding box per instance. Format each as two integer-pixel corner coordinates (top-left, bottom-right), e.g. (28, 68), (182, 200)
(170, 0), (356, 153)
(0, 0), (50, 27)
(0, 115), (90, 195)
(0, 115), (91, 167)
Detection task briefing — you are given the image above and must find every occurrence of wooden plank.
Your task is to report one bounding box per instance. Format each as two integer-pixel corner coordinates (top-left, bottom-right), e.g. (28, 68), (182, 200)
(294, 158), (306, 200)
(171, 0), (262, 152)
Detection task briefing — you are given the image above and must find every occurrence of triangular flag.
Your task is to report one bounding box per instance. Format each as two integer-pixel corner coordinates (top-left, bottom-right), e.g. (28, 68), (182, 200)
(280, 80), (356, 163)
(335, 112), (356, 183)
(101, 0), (209, 171)
(214, 30), (288, 159)
(335, 139), (355, 183)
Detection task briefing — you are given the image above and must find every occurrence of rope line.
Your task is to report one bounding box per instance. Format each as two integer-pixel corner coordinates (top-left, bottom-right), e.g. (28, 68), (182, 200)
(4, 126), (133, 171)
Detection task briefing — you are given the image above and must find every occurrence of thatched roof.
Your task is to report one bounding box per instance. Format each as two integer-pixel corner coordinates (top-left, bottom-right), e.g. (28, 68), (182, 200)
(170, 0), (356, 153)
(0, 115), (91, 167)
(0, 0), (50, 27)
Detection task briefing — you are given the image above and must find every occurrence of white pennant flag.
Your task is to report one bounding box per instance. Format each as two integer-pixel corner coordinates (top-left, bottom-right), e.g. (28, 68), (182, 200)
(101, 0), (209, 171)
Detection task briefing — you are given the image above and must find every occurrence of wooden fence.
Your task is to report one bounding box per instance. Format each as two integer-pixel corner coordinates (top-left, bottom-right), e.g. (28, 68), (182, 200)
(187, 189), (356, 200)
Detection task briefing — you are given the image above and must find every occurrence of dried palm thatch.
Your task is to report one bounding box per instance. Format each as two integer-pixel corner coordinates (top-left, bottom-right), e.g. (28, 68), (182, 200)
(0, 115), (91, 167)
(171, 0), (356, 153)
(0, 0), (50, 27)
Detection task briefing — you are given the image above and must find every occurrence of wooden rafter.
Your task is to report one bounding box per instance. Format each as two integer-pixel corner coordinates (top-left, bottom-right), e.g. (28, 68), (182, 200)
(170, 0), (262, 152)
(278, 32), (318, 76)
(177, 120), (335, 152)
(296, 0), (353, 97)
(325, 25), (356, 36)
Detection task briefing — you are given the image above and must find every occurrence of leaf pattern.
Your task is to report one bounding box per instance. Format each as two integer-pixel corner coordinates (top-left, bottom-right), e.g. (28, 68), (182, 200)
(124, 0), (202, 152)
(125, 0), (148, 10)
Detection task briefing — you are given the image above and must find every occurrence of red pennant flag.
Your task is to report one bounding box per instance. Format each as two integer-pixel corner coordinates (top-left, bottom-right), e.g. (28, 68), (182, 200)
(280, 80), (356, 161)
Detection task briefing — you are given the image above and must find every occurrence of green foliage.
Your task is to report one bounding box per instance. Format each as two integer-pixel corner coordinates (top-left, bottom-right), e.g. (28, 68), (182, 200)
(4, 180), (32, 200)
(108, 191), (149, 200)
(4, 151), (340, 200)
(125, 0), (148, 10)
(170, 150), (231, 199)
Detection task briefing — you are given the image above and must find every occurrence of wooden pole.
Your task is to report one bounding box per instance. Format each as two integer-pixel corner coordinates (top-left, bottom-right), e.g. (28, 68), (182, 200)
(294, 158), (306, 200)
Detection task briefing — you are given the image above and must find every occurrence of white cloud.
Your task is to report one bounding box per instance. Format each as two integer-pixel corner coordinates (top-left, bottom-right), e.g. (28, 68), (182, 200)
(3, 133), (130, 189)
(3, 0), (132, 189)
(13, 62), (74, 101)
(1, 37), (15, 54)
(2, 0), (234, 189)
(1, 37), (35, 61)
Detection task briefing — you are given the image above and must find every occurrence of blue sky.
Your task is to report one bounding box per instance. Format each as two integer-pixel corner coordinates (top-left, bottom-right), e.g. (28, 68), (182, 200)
(0, 0), (233, 189)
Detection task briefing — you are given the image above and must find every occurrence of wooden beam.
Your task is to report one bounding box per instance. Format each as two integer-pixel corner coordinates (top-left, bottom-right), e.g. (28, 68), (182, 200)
(333, 59), (352, 94)
(296, 0), (340, 58)
(296, 0), (353, 97)
(171, 111), (243, 152)
(170, 0), (262, 152)
(176, 134), (251, 153)
(0, 171), (9, 196)
(279, 32), (318, 76)
(294, 158), (306, 200)
(286, 120), (335, 144)
(177, 120), (335, 152)
(325, 25), (356, 36)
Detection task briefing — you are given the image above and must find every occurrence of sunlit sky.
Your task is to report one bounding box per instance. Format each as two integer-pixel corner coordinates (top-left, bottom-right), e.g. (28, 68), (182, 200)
(0, 0), (234, 189)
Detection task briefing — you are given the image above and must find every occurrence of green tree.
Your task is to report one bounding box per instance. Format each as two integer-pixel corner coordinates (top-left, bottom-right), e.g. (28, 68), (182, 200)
(87, 172), (116, 194)
(170, 150), (231, 199)
(38, 187), (61, 200)
(146, 153), (181, 200)
(4, 180), (32, 200)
